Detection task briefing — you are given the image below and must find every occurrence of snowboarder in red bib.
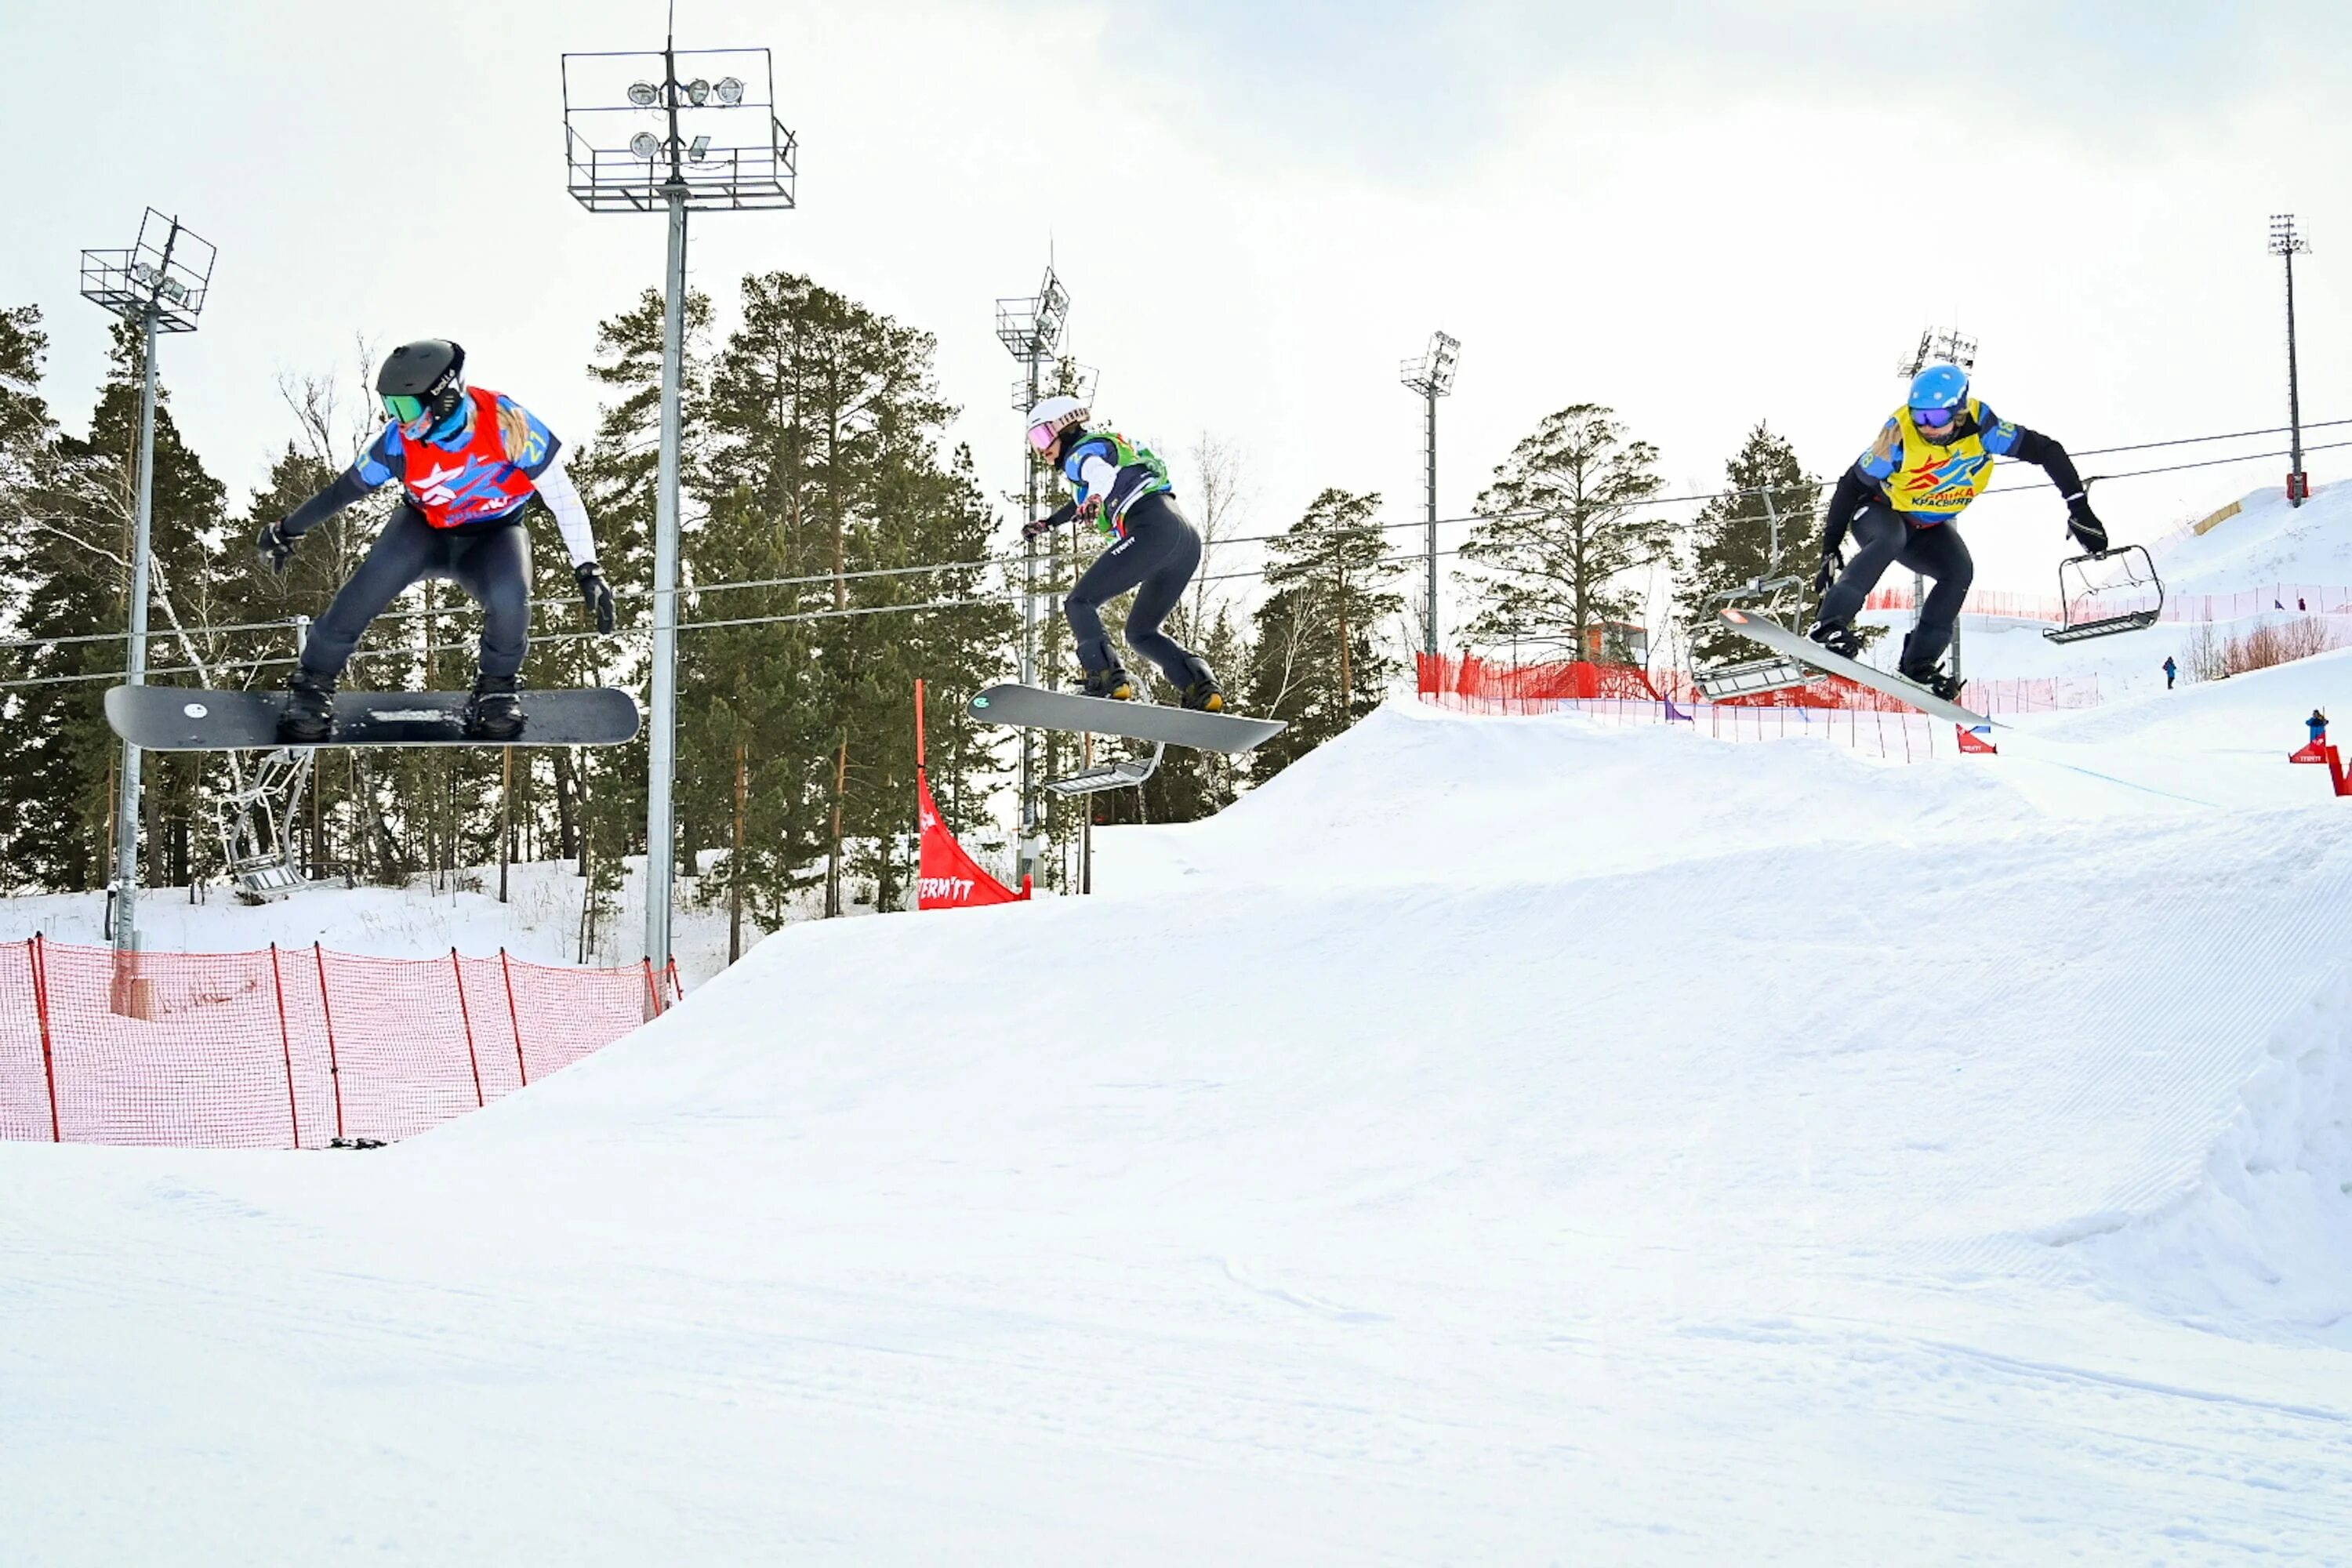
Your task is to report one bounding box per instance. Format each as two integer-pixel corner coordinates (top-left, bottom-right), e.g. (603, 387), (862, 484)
(1020, 396), (1224, 711)
(253, 340), (615, 742)
(1808, 361), (2107, 700)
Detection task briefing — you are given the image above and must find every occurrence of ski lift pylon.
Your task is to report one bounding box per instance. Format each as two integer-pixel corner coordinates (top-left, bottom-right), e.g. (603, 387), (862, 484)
(2045, 543), (2163, 644)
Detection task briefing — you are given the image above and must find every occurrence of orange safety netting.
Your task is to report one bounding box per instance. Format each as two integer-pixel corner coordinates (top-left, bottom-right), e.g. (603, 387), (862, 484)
(1864, 582), (2352, 622)
(1, 938), (675, 1149)
(1421, 653), (2097, 717)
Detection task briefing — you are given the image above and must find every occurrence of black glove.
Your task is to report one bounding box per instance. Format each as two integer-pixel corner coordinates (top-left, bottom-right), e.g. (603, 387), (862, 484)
(2066, 499), (2108, 556)
(575, 561), (617, 633)
(255, 518), (297, 576)
(1021, 515), (1054, 542)
(1813, 542), (1844, 597)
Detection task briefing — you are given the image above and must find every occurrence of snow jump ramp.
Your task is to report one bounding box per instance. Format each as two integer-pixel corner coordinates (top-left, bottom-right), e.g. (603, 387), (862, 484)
(5, 699), (2352, 1563)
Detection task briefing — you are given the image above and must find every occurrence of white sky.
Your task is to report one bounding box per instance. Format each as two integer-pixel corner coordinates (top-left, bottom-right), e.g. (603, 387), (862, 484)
(3, 0), (2348, 605)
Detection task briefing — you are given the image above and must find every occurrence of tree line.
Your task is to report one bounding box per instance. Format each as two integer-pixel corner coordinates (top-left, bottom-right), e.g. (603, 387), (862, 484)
(2, 279), (1828, 953)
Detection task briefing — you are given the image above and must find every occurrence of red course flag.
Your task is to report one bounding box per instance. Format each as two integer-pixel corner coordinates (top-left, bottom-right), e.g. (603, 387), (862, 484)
(917, 771), (1029, 909)
(1957, 725), (1998, 755)
(913, 677), (1030, 910)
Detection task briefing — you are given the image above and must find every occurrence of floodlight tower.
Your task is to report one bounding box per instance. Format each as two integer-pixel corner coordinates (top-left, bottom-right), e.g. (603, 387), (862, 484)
(2270, 214), (2313, 506)
(1896, 326), (1977, 380)
(1400, 332), (1460, 657)
(563, 34), (795, 991)
(994, 266), (1071, 885)
(79, 210), (216, 956)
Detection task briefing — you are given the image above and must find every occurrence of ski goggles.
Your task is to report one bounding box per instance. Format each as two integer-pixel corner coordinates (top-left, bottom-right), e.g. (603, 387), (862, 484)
(383, 393), (430, 428)
(1027, 422), (1065, 452)
(1911, 404), (1960, 430)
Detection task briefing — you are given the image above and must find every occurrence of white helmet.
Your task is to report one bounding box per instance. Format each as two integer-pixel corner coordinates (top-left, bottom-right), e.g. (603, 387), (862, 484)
(1025, 395), (1090, 453)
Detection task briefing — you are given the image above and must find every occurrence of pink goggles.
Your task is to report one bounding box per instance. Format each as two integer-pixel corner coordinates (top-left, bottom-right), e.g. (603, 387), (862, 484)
(1027, 422), (1066, 452)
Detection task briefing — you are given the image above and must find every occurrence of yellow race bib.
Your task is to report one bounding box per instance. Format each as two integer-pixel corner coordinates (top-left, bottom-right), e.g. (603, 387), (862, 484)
(1886, 398), (1997, 520)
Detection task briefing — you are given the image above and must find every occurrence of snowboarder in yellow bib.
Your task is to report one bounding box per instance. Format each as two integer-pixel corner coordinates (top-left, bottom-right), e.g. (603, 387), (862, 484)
(1807, 361), (2107, 699)
(1020, 395), (1224, 710)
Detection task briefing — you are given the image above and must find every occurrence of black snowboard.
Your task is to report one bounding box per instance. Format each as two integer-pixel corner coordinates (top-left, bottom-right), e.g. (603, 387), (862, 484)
(104, 685), (641, 750)
(968, 684), (1284, 754)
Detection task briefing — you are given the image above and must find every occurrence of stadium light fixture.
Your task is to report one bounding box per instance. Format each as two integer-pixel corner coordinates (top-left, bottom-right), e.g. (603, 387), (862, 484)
(561, 41), (797, 991)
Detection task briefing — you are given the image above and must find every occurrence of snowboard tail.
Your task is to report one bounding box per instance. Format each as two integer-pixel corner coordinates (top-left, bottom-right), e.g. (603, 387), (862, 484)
(967, 684), (1284, 754)
(1715, 609), (1994, 728)
(104, 685), (641, 750)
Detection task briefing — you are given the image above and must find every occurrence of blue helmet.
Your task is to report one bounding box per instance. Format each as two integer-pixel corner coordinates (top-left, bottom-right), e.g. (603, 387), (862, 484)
(1907, 361), (1970, 419)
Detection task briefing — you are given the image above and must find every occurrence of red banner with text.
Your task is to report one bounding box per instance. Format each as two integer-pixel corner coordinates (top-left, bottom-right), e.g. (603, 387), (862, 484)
(917, 771), (1030, 909)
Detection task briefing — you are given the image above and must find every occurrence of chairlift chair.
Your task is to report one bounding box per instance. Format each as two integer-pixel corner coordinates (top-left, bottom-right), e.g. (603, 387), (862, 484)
(2045, 544), (2164, 643)
(1693, 573), (1813, 699)
(1043, 742), (1163, 797)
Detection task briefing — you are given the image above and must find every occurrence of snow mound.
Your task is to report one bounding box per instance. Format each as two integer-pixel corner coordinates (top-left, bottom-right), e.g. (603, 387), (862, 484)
(2154, 481), (2352, 596)
(7, 699), (2352, 1562)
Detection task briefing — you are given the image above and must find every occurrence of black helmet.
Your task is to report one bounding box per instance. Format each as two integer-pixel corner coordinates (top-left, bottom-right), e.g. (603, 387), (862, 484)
(377, 339), (466, 430)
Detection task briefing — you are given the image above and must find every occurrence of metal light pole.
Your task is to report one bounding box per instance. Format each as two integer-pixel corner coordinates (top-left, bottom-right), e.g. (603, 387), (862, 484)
(79, 211), (215, 958)
(2270, 214), (2313, 506)
(1400, 332), (1460, 657)
(994, 267), (1072, 887)
(564, 37), (795, 991)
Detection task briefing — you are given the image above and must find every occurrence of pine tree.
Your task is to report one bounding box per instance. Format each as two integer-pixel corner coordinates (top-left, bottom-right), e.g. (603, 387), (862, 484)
(1244, 487), (1400, 778)
(1457, 404), (1668, 659)
(0, 304), (72, 890)
(1675, 422), (1824, 669)
(3, 320), (226, 891)
(694, 269), (1011, 925)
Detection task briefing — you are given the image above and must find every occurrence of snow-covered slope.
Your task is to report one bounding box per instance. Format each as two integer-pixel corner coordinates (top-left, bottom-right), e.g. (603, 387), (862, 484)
(2155, 479), (2352, 593)
(5, 698), (2352, 1564)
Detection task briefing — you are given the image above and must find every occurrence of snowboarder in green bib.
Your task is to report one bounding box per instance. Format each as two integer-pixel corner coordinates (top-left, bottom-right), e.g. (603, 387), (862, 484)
(1021, 396), (1223, 711)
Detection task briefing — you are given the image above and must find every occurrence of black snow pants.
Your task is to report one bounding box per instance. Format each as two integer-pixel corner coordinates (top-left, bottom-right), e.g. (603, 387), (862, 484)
(1817, 501), (1974, 670)
(1064, 491), (1205, 686)
(300, 502), (532, 683)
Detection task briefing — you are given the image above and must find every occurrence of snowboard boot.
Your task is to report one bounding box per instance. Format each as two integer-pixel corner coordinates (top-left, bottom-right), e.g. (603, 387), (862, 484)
(1897, 632), (1965, 702)
(465, 671), (526, 741)
(278, 668), (336, 744)
(1900, 662), (1965, 702)
(1177, 655), (1225, 713)
(1081, 665), (1134, 701)
(1806, 618), (1862, 659)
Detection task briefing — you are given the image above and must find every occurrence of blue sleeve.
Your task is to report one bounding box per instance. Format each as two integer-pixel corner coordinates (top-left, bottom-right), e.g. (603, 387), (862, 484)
(354, 423), (401, 488)
(1976, 404), (2024, 457)
(495, 394), (561, 477)
(1856, 417), (1903, 482)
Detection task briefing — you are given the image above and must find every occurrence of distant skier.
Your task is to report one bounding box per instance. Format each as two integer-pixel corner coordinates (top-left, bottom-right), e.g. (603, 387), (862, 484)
(1808, 362), (2107, 700)
(2309, 709), (2328, 746)
(2163, 655), (2177, 690)
(254, 340), (615, 742)
(1019, 395), (1223, 711)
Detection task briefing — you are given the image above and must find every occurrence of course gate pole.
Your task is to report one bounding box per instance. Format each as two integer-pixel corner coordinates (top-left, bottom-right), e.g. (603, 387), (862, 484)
(30, 936), (60, 1143)
(267, 943), (299, 1149)
(450, 949), (485, 1109)
(313, 943), (345, 1142)
(499, 948), (528, 1087)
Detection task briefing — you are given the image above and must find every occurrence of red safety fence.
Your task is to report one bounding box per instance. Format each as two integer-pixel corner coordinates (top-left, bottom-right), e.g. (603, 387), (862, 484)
(1421, 653), (2098, 722)
(0, 938), (681, 1149)
(1864, 581), (2352, 622)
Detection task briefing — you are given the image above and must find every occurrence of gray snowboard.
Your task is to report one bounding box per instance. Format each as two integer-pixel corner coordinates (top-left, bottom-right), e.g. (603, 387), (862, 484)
(1715, 608), (1995, 728)
(105, 684), (641, 750)
(968, 684), (1284, 754)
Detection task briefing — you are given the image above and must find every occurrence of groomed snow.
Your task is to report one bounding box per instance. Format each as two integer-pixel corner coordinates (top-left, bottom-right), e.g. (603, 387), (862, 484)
(7, 667), (2352, 1563)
